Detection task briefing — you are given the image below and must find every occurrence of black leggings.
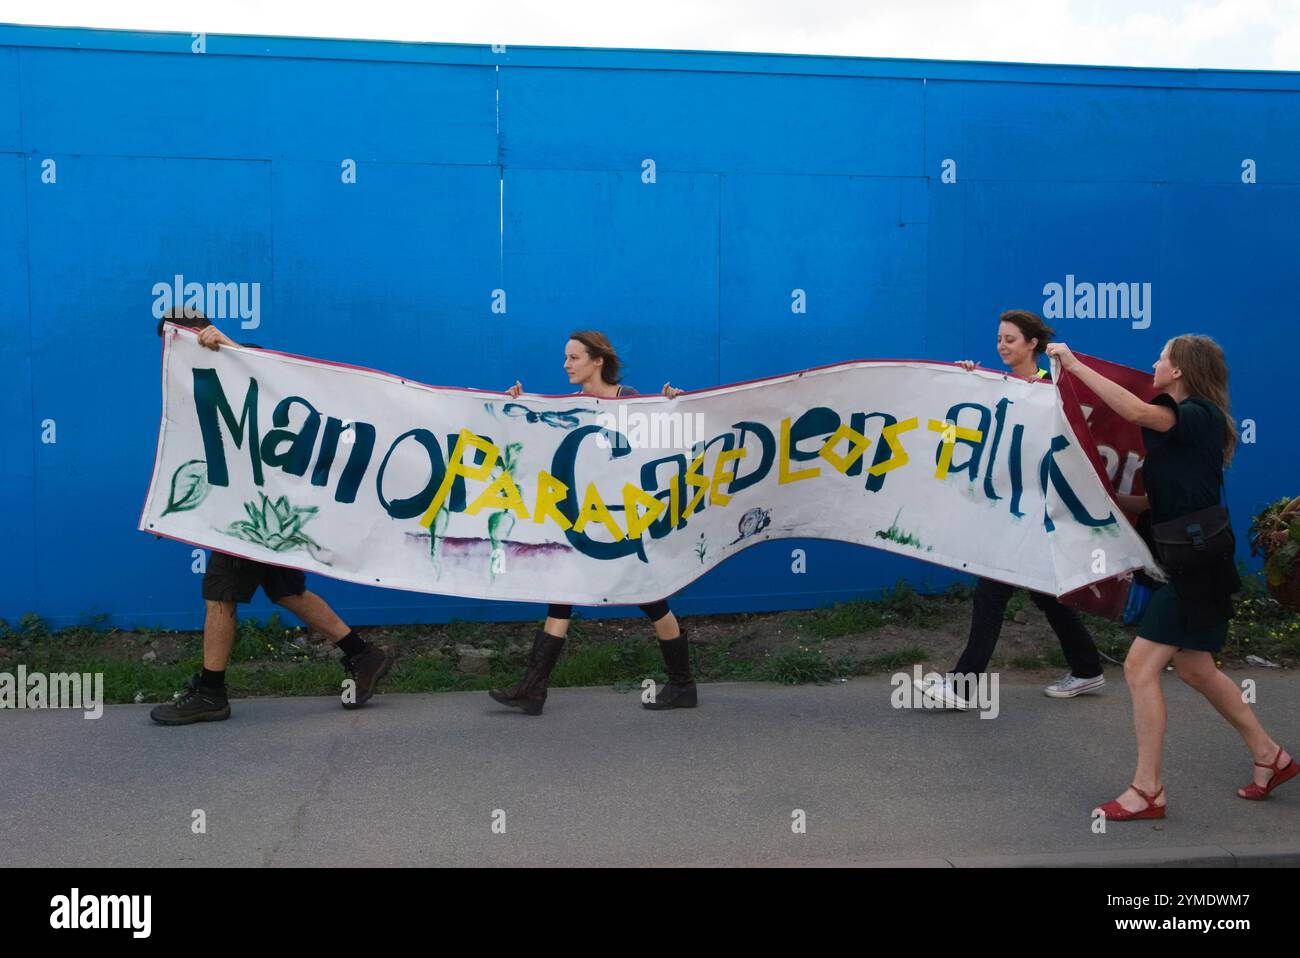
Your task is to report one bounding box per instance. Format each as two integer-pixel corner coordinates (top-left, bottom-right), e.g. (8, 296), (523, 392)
(547, 601), (672, 623)
(953, 577), (1102, 678)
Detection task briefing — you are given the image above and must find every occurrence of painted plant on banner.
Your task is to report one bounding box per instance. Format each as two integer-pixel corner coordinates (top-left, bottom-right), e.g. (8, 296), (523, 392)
(140, 325), (1162, 606)
(225, 492), (327, 563)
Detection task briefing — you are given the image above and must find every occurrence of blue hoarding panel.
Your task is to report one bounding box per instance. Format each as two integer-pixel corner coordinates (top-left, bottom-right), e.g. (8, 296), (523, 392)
(0, 25), (1295, 627)
(25, 155), (272, 626)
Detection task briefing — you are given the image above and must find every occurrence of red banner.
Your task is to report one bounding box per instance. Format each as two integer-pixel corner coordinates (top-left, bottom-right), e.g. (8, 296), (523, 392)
(1057, 353), (1157, 619)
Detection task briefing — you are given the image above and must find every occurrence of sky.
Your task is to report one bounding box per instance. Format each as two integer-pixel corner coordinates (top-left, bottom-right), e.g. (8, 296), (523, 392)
(0, 0), (1297, 71)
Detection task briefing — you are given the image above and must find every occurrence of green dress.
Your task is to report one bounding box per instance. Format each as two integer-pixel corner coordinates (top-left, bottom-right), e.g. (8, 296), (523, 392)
(1137, 393), (1233, 652)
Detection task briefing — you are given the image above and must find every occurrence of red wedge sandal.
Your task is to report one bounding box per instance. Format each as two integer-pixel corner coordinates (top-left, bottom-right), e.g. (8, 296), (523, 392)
(1238, 746), (1297, 801)
(1095, 784), (1166, 821)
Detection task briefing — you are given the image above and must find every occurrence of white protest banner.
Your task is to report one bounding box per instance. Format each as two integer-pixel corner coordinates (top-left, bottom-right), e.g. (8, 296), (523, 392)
(141, 324), (1162, 605)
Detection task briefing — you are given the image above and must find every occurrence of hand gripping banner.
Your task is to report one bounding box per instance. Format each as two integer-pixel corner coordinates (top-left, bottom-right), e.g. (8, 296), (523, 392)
(141, 324), (1163, 605)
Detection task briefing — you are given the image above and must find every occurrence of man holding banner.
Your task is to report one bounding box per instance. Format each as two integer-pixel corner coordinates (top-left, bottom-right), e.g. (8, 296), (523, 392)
(147, 310), (394, 726)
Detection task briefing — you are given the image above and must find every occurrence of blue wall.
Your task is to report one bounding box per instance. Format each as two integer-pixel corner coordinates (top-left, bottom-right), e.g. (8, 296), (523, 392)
(1, 25), (1296, 629)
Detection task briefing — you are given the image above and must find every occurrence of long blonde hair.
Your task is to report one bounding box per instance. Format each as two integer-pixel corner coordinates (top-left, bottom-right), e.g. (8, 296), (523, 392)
(1168, 334), (1236, 467)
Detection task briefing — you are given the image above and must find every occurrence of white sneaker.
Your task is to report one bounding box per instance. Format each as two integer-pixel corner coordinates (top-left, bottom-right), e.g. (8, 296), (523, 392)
(913, 676), (970, 710)
(1044, 673), (1105, 698)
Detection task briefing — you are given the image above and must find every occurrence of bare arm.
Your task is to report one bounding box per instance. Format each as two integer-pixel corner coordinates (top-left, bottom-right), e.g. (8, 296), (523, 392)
(1115, 493), (1149, 514)
(1045, 343), (1175, 432)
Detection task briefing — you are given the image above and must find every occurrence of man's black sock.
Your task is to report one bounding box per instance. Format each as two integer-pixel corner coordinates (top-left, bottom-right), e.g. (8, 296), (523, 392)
(337, 632), (366, 658)
(199, 668), (226, 691)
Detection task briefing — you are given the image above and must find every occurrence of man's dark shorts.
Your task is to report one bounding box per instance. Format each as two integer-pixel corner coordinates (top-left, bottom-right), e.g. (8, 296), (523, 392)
(202, 552), (306, 604)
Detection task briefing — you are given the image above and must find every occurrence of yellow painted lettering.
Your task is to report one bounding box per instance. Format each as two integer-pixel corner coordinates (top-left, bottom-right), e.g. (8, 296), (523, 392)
(927, 419), (984, 479)
(866, 417), (918, 476)
(465, 470), (530, 518)
(683, 452), (710, 518)
(419, 429), (500, 527)
(710, 447), (747, 506)
(779, 417), (820, 484)
(531, 470), (572, 531)
(817, 423), (871, 474)
(623, 484), (667, 539)
(572, 482), (626, 540)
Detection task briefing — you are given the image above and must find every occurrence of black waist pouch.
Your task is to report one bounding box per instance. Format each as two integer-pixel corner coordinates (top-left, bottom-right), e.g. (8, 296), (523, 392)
(1152, 504), (1234, 575)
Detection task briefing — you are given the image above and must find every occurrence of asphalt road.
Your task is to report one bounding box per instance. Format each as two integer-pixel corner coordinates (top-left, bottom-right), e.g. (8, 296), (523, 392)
(2, 671), (1298, 867)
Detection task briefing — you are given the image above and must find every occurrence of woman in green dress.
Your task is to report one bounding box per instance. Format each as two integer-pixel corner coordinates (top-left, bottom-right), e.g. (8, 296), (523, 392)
(1046, 335), (1295, 820)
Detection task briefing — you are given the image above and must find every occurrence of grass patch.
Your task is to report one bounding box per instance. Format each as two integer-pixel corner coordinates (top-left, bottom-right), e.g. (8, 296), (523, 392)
(757, 643), (929, 685)
(231, 613), (311, 663)
(809, 600), (887, 637)
(444, 619), (490, 645)
(759, 646), (842, 685)
(551, 636), (663, 689)
(858, 646), (929, 674)
(1003, 592), (1026, 621)
(808, 579), (941, 638)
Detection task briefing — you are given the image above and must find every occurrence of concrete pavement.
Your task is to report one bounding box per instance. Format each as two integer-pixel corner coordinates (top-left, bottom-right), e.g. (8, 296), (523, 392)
(2, 671), (1297, 867)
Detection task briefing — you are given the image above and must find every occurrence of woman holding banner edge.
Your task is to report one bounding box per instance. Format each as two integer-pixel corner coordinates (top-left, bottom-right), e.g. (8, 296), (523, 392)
(915, 310), (1107, 711)
(1046, 334), (1294, 819)
(488, 330), (693, 716)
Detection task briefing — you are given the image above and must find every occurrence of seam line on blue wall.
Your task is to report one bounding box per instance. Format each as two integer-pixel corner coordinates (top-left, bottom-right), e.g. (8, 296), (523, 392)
(267, 154), (277, 362)
(921, 76), (928, 179)
(496, 62), (504, 266)
(716, 172), (722, 386)
(920, 77), (930, 356)
(960, 172), (968, 360)
(18, 46), (38, 614)
(496, 61), (505, 382)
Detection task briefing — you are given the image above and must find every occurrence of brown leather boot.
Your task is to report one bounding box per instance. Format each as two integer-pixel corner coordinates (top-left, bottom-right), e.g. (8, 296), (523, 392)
(489, 629), (565, 715)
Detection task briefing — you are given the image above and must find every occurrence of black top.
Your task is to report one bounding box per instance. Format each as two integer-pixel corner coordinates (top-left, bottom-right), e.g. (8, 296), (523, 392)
(1140, 393), (1226, 524)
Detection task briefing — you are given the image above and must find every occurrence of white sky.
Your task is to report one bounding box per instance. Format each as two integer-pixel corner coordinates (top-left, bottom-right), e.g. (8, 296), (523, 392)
(0, 0), (1297, 71)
